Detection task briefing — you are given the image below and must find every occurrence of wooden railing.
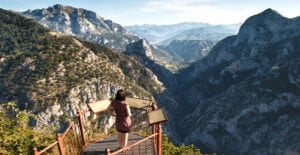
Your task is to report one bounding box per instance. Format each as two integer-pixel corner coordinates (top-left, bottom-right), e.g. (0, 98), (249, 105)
(33, 122), (83, 155)
(106, 123), (162, 155)
(33, 100), (162, 155)
(107, 133), (159, 155)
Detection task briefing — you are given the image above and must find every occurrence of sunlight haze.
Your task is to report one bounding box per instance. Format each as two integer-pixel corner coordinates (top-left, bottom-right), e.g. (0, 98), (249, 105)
(1, 0), (300, 25)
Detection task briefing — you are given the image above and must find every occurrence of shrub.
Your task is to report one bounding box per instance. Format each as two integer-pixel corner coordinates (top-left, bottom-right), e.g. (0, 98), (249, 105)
(0, 102), (55, 155)
(162, 134), (202, 155)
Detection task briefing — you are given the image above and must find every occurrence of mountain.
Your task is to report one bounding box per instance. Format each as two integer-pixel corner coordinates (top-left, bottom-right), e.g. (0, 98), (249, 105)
(126, 23), (239, 66)
(126, 22), (210, 43)
(22, 4), (139, 52)
(124, 39), (181, 88)
(171, 9), (300, 154)
(159, 24), (240, 46)
(161, 40), (216, 63)
(125, 39), (186, 72)
(0, 8), (163, 128)
(22, 4), (186, 72)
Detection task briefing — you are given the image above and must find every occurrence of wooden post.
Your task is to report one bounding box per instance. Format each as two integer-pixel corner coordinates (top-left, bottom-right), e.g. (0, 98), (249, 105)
(105, 148), (111, 155)
(57, 134), (65, 155)
(152, 124), (156, 142)
(33, 147), (39, 155)
(77, 111), (86, 146)
(151, 102), (157, 150)
(156, 124), (162, 155)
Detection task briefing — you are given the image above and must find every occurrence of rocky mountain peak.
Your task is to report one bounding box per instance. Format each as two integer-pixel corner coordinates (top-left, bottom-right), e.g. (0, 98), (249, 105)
(237, 8), (299, 44)
(125, 38), (186, 73)
(242, 8), (285, 27)
(22, 4), (138, 52)
(260, 8), (282, 17)
(24, 4), (126, 33)
(52, 4), (64, 10)
(125, 39), (153, 58)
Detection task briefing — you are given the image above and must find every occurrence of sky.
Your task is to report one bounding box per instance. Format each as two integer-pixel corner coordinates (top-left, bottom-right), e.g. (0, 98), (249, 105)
(1, 0), (300, 26)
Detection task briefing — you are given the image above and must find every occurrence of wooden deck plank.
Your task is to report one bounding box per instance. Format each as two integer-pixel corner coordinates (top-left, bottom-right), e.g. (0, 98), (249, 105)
(83, 133), (155, 155)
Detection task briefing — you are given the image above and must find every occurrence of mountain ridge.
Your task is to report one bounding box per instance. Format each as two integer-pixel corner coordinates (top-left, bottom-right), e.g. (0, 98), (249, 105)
(22, 4), (186, 72)
(22, 4), (138, 52)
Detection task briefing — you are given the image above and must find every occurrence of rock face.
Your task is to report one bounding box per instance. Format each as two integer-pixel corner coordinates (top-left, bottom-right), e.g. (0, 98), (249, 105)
(172, 9), (300, 154)
(125, 39), (185, 72)
(124, 39), (183, 89)
(22, 4), (139, 52)
(0, 9), (163, 128)
(161, 39), (216, 63)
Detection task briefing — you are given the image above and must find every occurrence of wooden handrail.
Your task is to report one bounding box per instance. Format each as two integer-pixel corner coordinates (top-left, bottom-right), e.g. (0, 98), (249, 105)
(109, 133), (159, 155)
(38, 141), (58, 154)
(57, 134), (65, 155)
(34, 122), (78, 154)
(62, 122), (74, 139)
(33, 147), (39, 155)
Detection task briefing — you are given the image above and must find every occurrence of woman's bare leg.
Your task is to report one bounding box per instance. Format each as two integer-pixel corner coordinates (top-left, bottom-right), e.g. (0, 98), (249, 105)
(118, 132), (122, 148)
(124, 133), (128, 147)
(121, 133), (125, 148)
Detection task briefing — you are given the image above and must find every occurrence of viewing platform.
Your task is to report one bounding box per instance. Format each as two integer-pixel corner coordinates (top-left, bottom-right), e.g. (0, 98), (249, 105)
(83, 133), (154, 155)
(33, 98), (167, 155)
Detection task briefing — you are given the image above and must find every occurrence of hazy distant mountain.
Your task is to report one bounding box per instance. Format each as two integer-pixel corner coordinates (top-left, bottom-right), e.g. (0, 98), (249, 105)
(159, 24), (240, 46)
(161, 40), (216, 63)
(126, 22), (211, 43)
(172, 9), (300, 154)
(128, 23), (240, 65)
(22, 4), (139, 52)
(126, 23), (240, 44)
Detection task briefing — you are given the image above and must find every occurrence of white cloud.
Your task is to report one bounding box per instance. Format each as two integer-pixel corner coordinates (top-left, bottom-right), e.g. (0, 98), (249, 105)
(105, 0), (300, 25)
(143, 0), (214, 12)
(139, 0), (254, 24)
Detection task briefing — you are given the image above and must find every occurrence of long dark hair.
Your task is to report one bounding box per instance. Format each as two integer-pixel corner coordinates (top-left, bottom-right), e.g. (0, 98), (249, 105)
(115, 89), (126, 101)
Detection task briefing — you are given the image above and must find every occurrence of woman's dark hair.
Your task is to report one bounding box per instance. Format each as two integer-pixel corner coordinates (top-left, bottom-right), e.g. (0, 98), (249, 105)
(115, 89), (126, 101)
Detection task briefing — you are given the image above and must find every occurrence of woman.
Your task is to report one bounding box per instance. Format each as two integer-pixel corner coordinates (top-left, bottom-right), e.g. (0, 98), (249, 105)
(111, 89), (132, 149)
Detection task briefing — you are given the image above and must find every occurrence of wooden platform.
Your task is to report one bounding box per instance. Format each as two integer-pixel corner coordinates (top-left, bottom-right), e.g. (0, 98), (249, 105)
(83, 134), (155, 155)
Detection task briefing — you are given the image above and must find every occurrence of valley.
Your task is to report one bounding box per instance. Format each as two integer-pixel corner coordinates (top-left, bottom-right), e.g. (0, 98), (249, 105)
(0, 3), (299, 155)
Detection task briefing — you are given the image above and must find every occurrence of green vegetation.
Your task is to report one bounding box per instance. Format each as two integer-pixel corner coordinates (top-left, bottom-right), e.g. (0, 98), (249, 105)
(0, 9), (165, 154)
(0, 9), (155, 113)
(162, 134), (202, 155)
(0, 102), (55, 155)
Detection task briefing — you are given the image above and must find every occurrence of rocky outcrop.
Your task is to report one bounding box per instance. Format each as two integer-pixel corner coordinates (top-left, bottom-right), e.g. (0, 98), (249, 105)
(125, 39), (185, 71)
(125, 39), (182, 88)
